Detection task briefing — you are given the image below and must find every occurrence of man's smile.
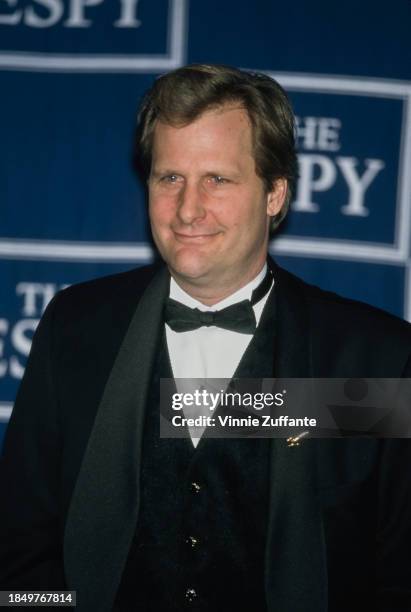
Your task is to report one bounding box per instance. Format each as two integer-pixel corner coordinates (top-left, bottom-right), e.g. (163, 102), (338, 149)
(172, 231), (222, 244)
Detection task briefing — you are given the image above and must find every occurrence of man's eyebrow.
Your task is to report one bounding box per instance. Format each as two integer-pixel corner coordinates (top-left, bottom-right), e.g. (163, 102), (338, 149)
(206, 169), (242, 178)
(150, 168), (179, 178)
(198, 169), (244, 182)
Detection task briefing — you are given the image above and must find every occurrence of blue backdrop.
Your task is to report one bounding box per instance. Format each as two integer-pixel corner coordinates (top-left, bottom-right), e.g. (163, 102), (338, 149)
(1, 0), (411, 447)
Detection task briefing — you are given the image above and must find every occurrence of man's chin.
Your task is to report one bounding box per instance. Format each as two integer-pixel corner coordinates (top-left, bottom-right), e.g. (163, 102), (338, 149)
(168, 258), (214, 285)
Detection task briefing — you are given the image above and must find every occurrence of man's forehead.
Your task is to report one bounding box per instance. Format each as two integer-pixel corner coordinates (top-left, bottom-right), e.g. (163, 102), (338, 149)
(153, 104), (252, 137)
(148, 105), (257, 179)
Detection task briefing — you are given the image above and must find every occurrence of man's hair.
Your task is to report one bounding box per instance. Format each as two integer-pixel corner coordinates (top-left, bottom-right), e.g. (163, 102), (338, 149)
(135, 64), (298, 229)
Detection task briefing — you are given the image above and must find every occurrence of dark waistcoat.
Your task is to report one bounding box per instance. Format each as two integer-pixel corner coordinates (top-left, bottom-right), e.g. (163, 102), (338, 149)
(114, 289), (276, 612)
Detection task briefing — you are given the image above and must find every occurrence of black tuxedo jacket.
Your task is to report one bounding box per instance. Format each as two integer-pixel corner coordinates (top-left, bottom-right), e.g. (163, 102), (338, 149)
(1, 261), (411, 612)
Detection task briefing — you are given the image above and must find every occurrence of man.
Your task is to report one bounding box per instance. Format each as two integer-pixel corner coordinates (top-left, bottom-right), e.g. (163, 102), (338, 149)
(1, 64), (411, 612)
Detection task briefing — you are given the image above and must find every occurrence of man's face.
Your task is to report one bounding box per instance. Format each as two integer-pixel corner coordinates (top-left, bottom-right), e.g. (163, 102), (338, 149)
(148, 105), (286, 298)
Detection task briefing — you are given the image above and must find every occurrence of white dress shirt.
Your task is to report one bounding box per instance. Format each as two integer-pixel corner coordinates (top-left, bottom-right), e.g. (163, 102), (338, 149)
(166, 264), (273, 446)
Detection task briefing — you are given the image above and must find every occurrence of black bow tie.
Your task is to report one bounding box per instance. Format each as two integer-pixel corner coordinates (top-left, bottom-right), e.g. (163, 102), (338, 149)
(164, 268), (273, 334)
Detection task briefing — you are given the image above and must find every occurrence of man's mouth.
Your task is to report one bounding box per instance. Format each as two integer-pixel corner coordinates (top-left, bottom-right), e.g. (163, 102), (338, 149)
(173, 231), (220, 243)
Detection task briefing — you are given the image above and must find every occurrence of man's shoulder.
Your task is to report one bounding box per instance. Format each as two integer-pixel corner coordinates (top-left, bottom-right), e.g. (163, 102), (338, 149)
(312, 277), (409, 339)
(44, 263), (165, 335)
(277, 263), (411, 338)
(274, 264), (411, 376)
(57, 262), (162, 309)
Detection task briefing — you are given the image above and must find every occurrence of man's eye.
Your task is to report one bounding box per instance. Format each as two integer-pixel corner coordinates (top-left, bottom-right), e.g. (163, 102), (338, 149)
(210, 176), (228, 185)
(162, 175), (179, 183)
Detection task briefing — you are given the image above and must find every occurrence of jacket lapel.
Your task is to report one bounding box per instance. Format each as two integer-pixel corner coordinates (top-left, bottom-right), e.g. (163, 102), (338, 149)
(64, 266), (169, 612)
(264, 262), (328, 611)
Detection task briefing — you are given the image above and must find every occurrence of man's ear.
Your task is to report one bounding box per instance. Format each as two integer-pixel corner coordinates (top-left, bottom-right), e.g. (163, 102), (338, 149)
(266, 178), (288, 217)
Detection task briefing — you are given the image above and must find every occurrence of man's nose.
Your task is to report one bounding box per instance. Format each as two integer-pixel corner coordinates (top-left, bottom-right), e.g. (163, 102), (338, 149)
(177, 181), (206, 224)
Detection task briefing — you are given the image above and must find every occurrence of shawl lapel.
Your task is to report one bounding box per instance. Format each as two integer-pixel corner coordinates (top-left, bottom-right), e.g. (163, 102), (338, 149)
(64, 267), (169, 612)
(264, 262), (328, 612)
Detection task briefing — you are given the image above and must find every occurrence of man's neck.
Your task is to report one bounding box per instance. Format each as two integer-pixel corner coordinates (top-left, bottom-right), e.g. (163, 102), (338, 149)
(169, 263), (267, 307)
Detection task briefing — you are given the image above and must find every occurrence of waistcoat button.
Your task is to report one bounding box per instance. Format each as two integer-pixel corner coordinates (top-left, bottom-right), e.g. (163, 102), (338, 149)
(185, 535), (199, 548)
(185, 588), (197, 602)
